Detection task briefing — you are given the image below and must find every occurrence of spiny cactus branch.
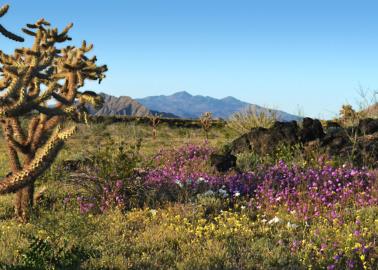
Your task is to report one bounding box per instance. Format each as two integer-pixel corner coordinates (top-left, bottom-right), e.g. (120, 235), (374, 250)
(0, 126), (77, 194)
(0, 4), (24, 42)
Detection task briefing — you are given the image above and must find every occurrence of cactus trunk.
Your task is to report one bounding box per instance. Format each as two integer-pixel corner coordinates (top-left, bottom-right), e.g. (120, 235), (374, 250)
(15, 184), (34, 222)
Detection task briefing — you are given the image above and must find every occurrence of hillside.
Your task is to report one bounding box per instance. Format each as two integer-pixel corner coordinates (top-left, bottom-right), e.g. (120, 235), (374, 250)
(88, 93), (178, 118)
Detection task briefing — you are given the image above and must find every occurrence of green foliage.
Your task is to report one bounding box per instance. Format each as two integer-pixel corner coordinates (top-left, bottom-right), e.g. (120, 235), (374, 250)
(88, 137), (142, 180)
(0, 111), (377, 269)
(237, 143), (309, 171)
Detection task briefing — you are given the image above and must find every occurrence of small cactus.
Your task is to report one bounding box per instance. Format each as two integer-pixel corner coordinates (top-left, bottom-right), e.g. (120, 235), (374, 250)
(200, 112), (212, 141)
(149, 113), (161, 140)
(339, 104), (358, 126)
(0, 5), (107, 221)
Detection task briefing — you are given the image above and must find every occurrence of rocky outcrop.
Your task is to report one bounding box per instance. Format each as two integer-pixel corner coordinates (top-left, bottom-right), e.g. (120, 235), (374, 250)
(212, 117), (378, 171)
(358, 118), (378, 135)
(300, 118), (325, 143)
(229, 121), (299, 155)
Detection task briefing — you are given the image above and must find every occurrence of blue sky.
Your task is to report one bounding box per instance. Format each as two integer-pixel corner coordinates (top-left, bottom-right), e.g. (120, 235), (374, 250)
(2, 0), (378, 118)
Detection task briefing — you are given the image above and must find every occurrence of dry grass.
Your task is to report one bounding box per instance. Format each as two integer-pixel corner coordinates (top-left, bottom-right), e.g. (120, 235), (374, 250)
(226, 106), (277, 136)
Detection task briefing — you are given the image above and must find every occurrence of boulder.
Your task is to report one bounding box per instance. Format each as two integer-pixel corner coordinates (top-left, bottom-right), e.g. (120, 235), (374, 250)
(213, 117), (378, 171)
(230, 121), (299, 155)
(210, 153), (237, 172)
(300, 117), (325, 143)
(358, 118), (378, 135)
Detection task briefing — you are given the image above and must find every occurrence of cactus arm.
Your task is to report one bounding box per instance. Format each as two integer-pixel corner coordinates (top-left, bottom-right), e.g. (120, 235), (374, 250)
(27, 78), (41, 98)
(8, 117), (26, 144)
(29, 117), (46, 152)
(0, 4), (23, 42)
(0, 125), (77, 194)
(0, 4), (9, 17)
(43, 116), (62, 132)
(0, 76), (10, 91)
(34, 105), (68, 116)
(0, 24), (24, 42)
(1, 120), (21, 172)
(0, 74), (23, 101)
(0, 86), (27, 116)
(51, 92), (71, 105)
(25, 117), (39, 146)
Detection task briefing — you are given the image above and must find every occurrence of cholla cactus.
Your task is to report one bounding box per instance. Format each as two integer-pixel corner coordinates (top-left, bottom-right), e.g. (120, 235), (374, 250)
(339, 104), (358, 126)
(0, 5), (107, 221)
(149, 113), (161, 140)
(200, 112), (212, 140)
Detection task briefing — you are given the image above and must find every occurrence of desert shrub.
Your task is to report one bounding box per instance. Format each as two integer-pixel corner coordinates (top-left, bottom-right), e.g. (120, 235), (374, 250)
(66, 137), (147, 213)
(226, 106), (277, 136)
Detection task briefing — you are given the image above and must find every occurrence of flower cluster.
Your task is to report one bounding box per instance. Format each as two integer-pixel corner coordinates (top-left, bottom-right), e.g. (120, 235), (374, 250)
(253, 161), (377, 221)
(66, 179), (126, 214)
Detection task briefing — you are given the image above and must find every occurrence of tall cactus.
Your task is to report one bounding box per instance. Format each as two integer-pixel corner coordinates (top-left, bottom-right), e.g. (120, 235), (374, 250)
(0, 5), (107, 221)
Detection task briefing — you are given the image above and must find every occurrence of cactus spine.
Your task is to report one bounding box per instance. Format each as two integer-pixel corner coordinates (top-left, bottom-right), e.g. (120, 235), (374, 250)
(0, 5), (107, 221)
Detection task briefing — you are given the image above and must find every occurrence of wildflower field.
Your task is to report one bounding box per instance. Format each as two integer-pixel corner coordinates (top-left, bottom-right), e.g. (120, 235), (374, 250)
(0, 122), (377, 269)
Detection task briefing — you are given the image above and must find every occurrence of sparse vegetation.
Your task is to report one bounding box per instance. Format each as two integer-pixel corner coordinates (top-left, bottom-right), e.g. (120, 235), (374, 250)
(0, 4), (377, 270)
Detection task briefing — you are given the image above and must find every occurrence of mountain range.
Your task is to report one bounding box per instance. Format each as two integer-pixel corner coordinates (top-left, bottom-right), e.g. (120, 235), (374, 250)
(136, 91), (300, 121)
(89, 91), (301, 121)
(88, 93), (178, 118)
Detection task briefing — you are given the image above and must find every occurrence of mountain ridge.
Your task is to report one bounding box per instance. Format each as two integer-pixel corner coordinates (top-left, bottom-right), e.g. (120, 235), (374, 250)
(136, 91), (301, 121)
(89, 91), (301, 121)
(88, 93), (178, 118)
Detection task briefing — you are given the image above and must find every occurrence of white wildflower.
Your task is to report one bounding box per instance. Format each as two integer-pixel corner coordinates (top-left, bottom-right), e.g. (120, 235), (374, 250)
(286, 222), (298, 229)
(197, 177), (207, 183)
(204, 190), (215, 196)
(175, 179), (183, 188)
(149, 209), (157, 216)
(268, 216), (282, 225)
(218, 188), (228, 198)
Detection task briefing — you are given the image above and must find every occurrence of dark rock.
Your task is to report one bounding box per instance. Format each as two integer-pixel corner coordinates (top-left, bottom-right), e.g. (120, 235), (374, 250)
(300, 117), (325, 143)
(216, 117), (378, 170)
(210, 153), (237, 172)
(358, 118), (378, 135)
(325, 121), (341, 129)
(230, 121), (299, 156)
(320, 128), (351, 156)
(324, 121), (342, 135)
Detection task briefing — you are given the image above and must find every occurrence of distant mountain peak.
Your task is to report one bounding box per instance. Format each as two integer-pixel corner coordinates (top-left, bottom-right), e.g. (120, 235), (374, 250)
(171, 91), (192, 97)
(221, 96), (240, 102)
